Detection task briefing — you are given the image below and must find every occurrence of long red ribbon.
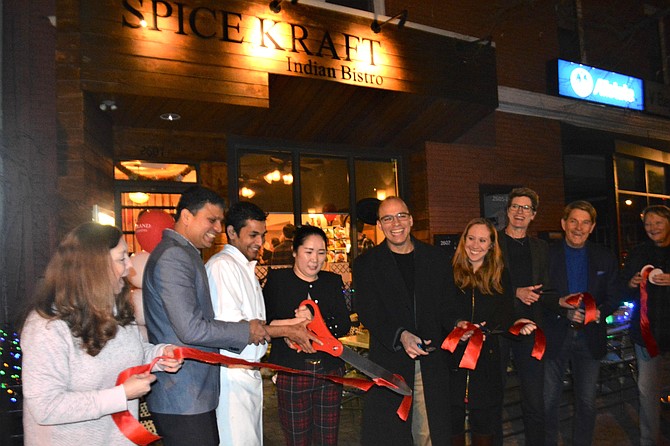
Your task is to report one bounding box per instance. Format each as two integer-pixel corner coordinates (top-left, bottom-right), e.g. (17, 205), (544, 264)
(440, 322), (484, 370)
(565, 292), (597, 325)
(113, 346), (411, 445)
(507, 322), (546, 360)
(640, 266), (660, 357)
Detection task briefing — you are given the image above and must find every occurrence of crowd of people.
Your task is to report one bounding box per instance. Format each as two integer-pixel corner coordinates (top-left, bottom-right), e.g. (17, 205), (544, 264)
(17, 184), (670, 446)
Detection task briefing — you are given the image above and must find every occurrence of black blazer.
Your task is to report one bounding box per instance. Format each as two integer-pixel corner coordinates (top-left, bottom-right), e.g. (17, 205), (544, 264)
(543, 240), (620, 360)
(498, 232), (549, 326)
(353, 237), (452, 445)
(263, 268), (351, 371)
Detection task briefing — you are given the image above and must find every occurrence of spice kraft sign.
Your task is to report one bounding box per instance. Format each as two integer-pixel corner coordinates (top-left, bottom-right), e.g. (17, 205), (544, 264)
(78, 0), (496, 104)
(117, 0), (399, 90)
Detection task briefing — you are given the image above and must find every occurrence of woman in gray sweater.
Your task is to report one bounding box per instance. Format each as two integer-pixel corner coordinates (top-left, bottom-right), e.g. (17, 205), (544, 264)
(19, 222), (182, 445)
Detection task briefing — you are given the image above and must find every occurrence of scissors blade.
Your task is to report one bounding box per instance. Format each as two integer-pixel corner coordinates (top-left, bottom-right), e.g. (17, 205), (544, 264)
(338, 347), (412, 396)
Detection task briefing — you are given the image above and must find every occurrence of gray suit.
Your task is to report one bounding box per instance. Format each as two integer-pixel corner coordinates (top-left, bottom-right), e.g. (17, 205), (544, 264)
(143, 229), (249, 415)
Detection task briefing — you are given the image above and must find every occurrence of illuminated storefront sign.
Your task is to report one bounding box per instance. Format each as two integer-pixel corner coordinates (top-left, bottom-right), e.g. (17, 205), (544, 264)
(120, 0), (390, 88)
(557, 59), (644, 111)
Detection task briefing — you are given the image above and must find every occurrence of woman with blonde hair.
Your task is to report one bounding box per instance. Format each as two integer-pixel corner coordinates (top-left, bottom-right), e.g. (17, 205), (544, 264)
(20, 222), (182, 445)
(446, 218), (537, 446)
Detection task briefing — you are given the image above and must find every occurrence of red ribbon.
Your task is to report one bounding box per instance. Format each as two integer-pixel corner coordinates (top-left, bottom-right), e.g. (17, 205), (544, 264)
(440, 322), (484, 370)
(640, 266), (660, 357)
(507, 322), (546, 360)
(565, 292), (597, 325)
(113, 346), (411, 445)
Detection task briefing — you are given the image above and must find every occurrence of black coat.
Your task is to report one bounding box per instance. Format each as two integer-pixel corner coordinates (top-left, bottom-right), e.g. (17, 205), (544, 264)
(353, 238), (452, 446)
(621, 240), (670, 352)
(498, 232), (549, 326)
(445, 270), (515, 410)
(543, 241), (620, 360)
(263, 268), (351, 371)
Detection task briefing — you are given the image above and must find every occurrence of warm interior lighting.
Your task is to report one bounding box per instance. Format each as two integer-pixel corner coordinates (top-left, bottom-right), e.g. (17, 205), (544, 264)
(624, 199), (633, 206)
(128, 192), (150, 204)
(282, 173), (294, 185)
(240, 187), (256, 199)
(160, 112), (181, 121)
(140, 19), (147, 28)
(371, 10), (408, 34)
(264, 169), (282, 184)
(376, 189), (387, 201)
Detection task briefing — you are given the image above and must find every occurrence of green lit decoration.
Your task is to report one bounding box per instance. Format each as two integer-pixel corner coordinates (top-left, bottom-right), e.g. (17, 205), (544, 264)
(0, 327), (22, 407)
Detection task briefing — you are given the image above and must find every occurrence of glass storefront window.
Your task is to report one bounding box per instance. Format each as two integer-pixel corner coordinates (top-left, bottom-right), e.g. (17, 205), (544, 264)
(119, 192), (180, 254)
(238, 152), (293, 212)
(646, 163), (666, 195)
(615, 156), (644, 192)
(617, 193), (647, 262)
(355, 159), (398, 248)
(300, 156), (349, 214)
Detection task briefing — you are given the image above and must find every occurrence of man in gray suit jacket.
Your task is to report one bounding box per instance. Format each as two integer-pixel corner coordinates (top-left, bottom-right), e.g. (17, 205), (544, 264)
(143, 186), (315, 446)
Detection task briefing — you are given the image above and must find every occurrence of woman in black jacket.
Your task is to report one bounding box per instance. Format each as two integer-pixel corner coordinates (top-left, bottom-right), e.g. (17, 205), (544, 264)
(446, 218), (537, 446)
(264, 225), (351, 446)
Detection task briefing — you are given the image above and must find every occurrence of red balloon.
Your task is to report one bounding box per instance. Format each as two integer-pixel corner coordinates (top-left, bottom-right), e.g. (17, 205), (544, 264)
(135, 210), (175, 252)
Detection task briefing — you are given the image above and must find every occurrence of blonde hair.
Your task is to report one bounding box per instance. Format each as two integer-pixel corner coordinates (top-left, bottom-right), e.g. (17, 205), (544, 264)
(452, 218), (504, 295)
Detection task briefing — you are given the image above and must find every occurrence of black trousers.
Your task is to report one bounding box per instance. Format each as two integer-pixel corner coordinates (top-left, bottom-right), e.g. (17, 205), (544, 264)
(151, 410), (219, 446)
(495, 336), (545, 446)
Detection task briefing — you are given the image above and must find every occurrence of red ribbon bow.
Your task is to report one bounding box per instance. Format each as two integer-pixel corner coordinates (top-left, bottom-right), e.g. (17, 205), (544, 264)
(113, 346), (411, 445)
(507, 322), (545, 360)
(565, 292), (597, 325)
(440, 322), (484, 370)
(640, 266), (660, 357)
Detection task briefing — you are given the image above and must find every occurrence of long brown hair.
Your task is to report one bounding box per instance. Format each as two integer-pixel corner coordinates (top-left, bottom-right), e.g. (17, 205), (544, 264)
(23, 222), (135, 356)
(452, 218), (504, 295)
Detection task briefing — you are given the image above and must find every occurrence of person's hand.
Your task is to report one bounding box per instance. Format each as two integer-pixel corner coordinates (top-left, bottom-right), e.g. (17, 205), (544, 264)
(456, 320), (486, 342)
(156, 345), (183, 373)
(629, 272), (642, 289)
(294, 305), (313, 321)
(651, 272), (670, 287)
(516, 285), (543, 306)
(283, 320), (320, 354)
(558, 293), (581, 309)
(514, 318), (537, 335)
(248, 319), (271, 345)
(123, 371), (156, 400)
(567, 308), (585, 324)
(399, 330), (430, 359)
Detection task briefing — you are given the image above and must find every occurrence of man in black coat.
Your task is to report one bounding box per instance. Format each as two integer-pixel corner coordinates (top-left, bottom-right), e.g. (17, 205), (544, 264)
(543, 200), (620, 446)
(353, 196), (452, 445)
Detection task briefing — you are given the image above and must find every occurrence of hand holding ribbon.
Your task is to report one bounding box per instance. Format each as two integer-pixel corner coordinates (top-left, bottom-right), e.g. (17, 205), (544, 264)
(640, 265), (660, 357)
(441, 322), (484, 370)
(508, 320), (545, 360)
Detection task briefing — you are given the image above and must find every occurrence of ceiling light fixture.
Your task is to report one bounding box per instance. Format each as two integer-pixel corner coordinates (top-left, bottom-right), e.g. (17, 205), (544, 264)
(128, 192), (150, 204)
(160, 112), (181, 121)
(240, 187), (256, 199)
(371, 9), (408, 34)
(99, 100), (117, 111)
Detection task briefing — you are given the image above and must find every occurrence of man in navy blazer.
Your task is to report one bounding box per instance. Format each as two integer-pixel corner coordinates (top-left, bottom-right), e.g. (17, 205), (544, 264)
(543, 200), (620, 446)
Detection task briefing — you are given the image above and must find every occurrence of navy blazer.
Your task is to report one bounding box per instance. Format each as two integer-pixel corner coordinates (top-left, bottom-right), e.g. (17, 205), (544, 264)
(543, 240), (620, 360)
(353, 237), (452, 445)
(143, 229), (250, 415)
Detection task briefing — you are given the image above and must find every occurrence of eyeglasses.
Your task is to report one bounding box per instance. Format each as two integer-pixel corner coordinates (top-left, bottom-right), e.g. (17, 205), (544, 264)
(509, 204), (535, 213)
(379, 212), (411, 224)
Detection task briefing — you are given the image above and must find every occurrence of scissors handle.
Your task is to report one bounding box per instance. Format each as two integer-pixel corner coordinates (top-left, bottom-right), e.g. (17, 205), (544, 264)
(300, 299), (344, 357)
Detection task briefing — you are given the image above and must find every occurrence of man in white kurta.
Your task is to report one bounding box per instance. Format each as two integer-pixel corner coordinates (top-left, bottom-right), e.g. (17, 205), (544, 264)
(206, 220), (269, 445)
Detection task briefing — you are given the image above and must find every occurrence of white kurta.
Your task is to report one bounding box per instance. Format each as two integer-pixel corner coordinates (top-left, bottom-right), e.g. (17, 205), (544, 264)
(206, 244), (268, 446)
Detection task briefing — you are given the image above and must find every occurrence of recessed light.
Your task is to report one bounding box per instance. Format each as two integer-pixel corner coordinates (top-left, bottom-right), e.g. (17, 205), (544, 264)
(160, 112), (181, 121)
